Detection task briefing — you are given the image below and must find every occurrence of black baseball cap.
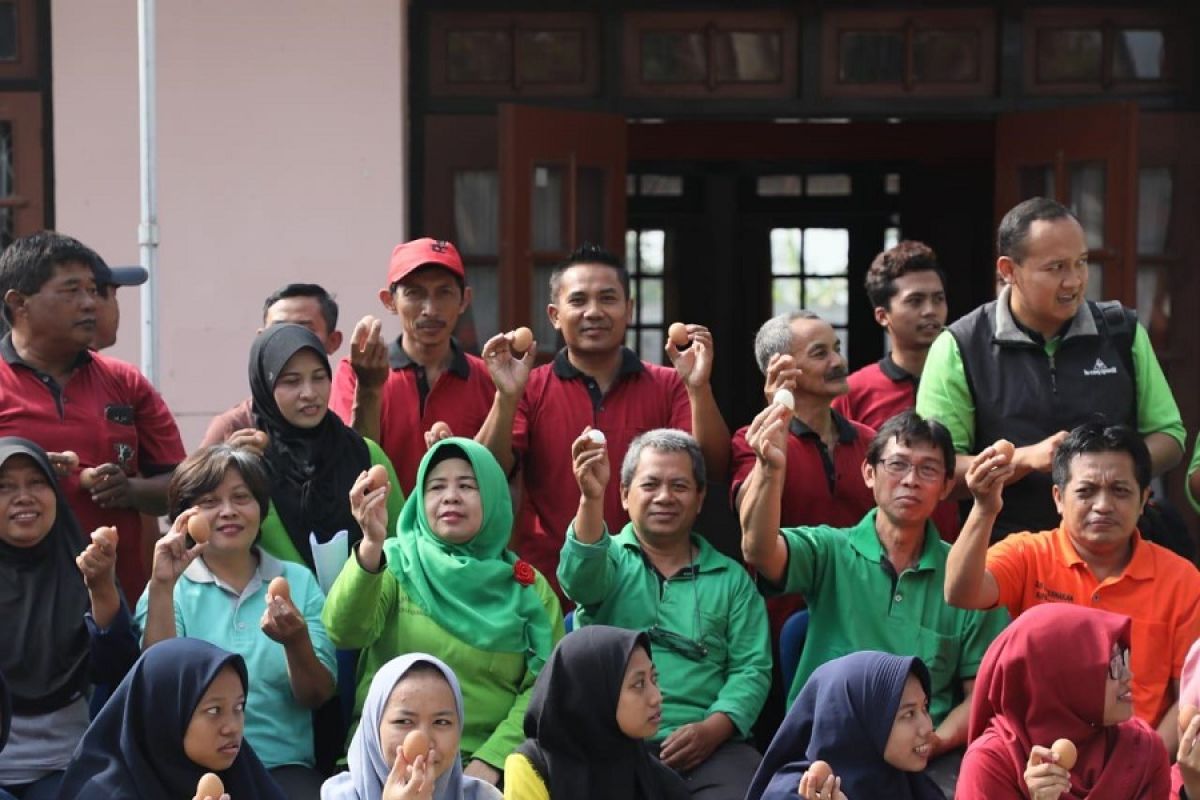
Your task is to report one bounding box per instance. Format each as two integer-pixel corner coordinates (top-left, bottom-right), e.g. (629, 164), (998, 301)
(92, 255), (148, 288)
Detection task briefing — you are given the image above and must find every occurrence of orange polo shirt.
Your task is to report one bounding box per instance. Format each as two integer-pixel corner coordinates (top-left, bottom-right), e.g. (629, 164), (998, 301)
(987, 527), (1200, 727)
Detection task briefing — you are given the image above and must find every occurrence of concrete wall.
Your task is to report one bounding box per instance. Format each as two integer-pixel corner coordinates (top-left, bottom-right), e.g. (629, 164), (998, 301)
(52, 0), (408, 446)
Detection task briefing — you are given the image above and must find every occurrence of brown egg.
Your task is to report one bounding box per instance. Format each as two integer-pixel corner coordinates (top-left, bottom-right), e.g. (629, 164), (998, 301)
(251, 430), (270, 450)
(92, 526), (119, 549)
(806, 759), (832, 788)
(366, 463), (389, 492)
(195, 772), (225, 799)
(510, 326), (533, 355)
(402, 729), (431, 762)
(187, 513), (211, 544)
(994, 439), (1015, 461)
(667, 322), (689, 348)
(79, 467), (100, 490)
(60, 450), (80, 470)
(1180, 704), (1199, 734)
(268, 576), (291, 602)
(1050, 738), (1077, 770)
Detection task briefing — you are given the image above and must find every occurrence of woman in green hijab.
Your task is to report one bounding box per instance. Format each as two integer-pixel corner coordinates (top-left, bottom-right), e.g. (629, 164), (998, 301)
(323, 438), (563, 787)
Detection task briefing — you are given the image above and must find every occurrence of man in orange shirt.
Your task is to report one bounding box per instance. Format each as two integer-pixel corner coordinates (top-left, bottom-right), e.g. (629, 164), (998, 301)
(945, 422), (1200, 753)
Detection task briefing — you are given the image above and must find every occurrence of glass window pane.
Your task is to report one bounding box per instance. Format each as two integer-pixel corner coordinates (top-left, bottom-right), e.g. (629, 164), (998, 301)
(805, 174), (852, 197)
(517, 30), (585, 84)
(640, 175), (684, 196)
(532, 262), (558, 348)
(453, 171), (499, 257)
(0, 2), (17, 62)
(884, 227), (900, 251)
(772, 278), (802, 315)
(576, 167), (605, 246)
(462, 264), (499, 346)
(0, 121), (12, 248)
(1137, 167), (1172, 256)
(625, 230), (639, 268)
(638, 230), (665, 275)
(447, 30), (513, 83)
(1136, 265), (1167, 329)
(834, 328), (850, 364)
(805, 278), (849, 325)
(1085, 262), (1103, 301)
(1036, 29), (1102, 83)
(1113, 30), (1167, 81)
(838, 30), (904, 84)
(639, 328), (665, 363)
(531, 165), (564, 252)
(626, 174), (638, 197)
(639, 278), (664, 325)
(1019, 165), (1055, 201)
(770, 228), (802, 275)
(713, 31), (783, 82)
(641, 31), (707, 83)
(757, 175), (803, 197)
(1069, 162), (1105, 250)
(912, 30), (981, 83)
(803, 228), (850, 276)
(885, 173), (901, 195)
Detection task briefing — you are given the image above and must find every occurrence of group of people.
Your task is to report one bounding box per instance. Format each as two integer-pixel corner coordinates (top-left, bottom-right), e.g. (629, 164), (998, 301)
(0, 193), (1198, 800)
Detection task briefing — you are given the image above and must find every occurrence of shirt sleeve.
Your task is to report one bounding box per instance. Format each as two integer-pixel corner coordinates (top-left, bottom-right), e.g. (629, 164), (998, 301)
(556, 523), (616, 608)
(320, 549), (395, 650)
(129, 368), (186, 473)
(85, 601), (141, 685)
(1180, 640), (1200, 709)
(133, 582), (186, 643)
(1187, 437), (1200, 514)
(1131, 324), (1186, 449)
(666, 370), (692, 432)
(502, 754), (550, 800)
(706, 571), (771, 737)
(956, 605), (1011, 681)
(1172, 569), (1200, 682)
(366, 438), (405, 534)
(328, 358), (357, 425)
(984, 535), (1032, 618)
(198, 405), (245, 449)
(915, 331), (975, 453)
(758, 527), (826, 598)
(511, 384), (533, 459)
(294, 567), (337, 678)
(957, 735), (1025, 797)
(729, 428), (754, 510)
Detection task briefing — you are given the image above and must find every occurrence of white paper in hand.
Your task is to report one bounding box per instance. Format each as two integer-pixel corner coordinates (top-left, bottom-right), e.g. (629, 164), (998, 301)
(310, 530), (350, 594)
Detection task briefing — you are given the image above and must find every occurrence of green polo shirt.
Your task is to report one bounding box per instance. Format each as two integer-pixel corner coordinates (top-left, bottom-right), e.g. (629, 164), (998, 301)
(916, 323), (1185, 454)
(1187, 435), (1200, 513)
(767, 510), (1009, 721)
(559, 523), (771, 741)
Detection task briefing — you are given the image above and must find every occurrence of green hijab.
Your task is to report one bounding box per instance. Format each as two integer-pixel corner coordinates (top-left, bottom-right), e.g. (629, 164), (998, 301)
(384, 437), (554, 673)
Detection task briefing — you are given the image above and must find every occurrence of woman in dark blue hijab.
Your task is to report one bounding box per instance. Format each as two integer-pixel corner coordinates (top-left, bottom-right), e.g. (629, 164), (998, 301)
(745, 651), (943, 800)
(56, 638), (284, 800)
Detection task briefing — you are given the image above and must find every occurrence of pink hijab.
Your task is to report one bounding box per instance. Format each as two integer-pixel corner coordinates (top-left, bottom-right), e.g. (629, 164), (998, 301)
(967, 604), (1167, 798)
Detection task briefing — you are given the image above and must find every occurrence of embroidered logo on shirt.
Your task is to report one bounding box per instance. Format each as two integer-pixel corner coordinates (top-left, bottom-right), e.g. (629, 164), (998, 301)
(1083, 358), (1118, 376)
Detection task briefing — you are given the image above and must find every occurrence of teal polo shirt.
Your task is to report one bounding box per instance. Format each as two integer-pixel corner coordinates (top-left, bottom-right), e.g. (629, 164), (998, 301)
(768, 510), (1009, 721)
(135, 548), (336, 770)
(559, 523), (771, 741)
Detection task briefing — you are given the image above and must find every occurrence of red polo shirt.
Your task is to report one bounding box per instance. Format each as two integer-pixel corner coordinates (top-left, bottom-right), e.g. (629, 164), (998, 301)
(832, 355), (961, 540)
(0, 337), (186, 601)
(511, 348), (691, 598)
(329, 337), (495, 494)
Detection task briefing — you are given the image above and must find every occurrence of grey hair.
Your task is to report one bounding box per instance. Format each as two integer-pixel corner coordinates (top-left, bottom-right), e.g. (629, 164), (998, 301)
(753, 310), (821, 375)
(620, 428), (706, 490)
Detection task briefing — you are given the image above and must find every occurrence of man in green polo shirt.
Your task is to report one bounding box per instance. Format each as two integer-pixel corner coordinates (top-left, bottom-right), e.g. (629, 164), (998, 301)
(559, 427), (770, 799)
(739, 407), (1008, 796)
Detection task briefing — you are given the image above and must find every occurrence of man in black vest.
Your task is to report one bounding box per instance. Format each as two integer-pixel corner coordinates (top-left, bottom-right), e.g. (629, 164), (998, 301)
(916, 197), (1184, 540)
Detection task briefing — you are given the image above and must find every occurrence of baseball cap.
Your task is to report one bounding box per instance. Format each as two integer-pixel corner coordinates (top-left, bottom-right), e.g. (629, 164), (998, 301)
(92, 256), (148, 288)
(386, 238), (465, 287)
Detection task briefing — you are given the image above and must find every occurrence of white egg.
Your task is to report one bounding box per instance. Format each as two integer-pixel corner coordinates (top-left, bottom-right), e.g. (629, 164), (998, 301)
(773, 388), (795, 411)
(587, 429), (607, 444)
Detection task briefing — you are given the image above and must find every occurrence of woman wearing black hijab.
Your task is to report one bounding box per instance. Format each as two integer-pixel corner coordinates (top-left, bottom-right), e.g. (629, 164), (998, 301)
(504, 626), (690, 800)
(0, 437), (139, 798)
(57, 638), (285, 800)
(248, 323), (403, 571)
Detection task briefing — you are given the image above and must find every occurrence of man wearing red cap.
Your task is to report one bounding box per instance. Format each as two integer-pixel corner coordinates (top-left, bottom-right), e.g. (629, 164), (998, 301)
(329, 238), (495, 493)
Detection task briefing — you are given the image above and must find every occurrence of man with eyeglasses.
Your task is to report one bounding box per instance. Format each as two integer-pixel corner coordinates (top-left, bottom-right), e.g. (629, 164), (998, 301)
(740, 409), (1008, 797)
(917, 196), (1184, 541)
(560, 428), (770, 799)
(945, 422), (1200, 754)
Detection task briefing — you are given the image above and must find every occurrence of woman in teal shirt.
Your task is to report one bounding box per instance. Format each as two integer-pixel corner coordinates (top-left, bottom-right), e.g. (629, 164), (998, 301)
(324, 437), (563, 788)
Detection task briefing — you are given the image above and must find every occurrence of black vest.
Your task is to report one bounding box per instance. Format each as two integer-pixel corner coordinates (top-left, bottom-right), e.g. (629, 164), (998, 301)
(949, 296), (1136, 539)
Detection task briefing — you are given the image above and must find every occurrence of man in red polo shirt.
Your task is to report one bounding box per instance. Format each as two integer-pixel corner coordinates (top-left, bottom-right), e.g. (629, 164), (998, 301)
(329, 238), (495, 493)
(0, 232), (185, 602)
(832, 241), (960, 539)
(476, 243), (730, 599)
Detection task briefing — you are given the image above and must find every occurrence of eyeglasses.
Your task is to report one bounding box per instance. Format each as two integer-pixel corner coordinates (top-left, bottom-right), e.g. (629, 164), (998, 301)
(878, 457), (945, 483)
(646, 625), (708, 662)
(1109, 646), (1131, 680)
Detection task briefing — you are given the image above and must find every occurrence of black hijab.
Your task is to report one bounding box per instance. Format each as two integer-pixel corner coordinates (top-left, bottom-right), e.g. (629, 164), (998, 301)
(56, 638), (285, 800)
(249, 323), (371, 566)
(745, 651), (943, 800)
(516, 626), (690, 800)
(1, 669), (11, 753)
(0, 437), (92, 715)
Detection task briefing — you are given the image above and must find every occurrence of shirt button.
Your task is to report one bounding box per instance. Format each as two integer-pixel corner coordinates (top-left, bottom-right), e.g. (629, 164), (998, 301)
(1092, 594), (1100, 602)
(236, 622), (246, 630)
(894, 593), (903, 603)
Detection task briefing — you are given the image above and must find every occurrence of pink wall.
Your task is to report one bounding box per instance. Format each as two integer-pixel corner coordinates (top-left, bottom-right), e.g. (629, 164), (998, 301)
(51, 0), (409, 447)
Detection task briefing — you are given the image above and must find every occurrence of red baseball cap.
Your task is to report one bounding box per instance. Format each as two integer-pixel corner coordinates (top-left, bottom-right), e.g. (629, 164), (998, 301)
(386, 238), (466, 286)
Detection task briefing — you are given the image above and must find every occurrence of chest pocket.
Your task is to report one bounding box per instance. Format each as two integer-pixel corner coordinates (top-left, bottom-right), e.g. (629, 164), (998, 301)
(698, 610), (730, 666)
(915, 626), (961, 692)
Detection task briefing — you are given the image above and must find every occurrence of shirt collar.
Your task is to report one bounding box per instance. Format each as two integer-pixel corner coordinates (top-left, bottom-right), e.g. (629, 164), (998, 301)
(388, 336), (470, 379)
(552, 346), (645, 380)
(789, 409), (858, 444)
(1, 332), (93, 369)
(878, 353), (915, 383)
(848, 509), (941, 572)
(613, 524), (729, 574)
(182, 547), (285, 592)
(994, 285), (1096, 345)
(1054, 526), (1154, 582)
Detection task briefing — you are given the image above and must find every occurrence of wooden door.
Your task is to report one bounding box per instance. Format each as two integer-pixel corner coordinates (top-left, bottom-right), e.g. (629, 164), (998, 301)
(498, 104), (627, 356)
(0, 92), (44, 246)
(995, 102), (1139, 305)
